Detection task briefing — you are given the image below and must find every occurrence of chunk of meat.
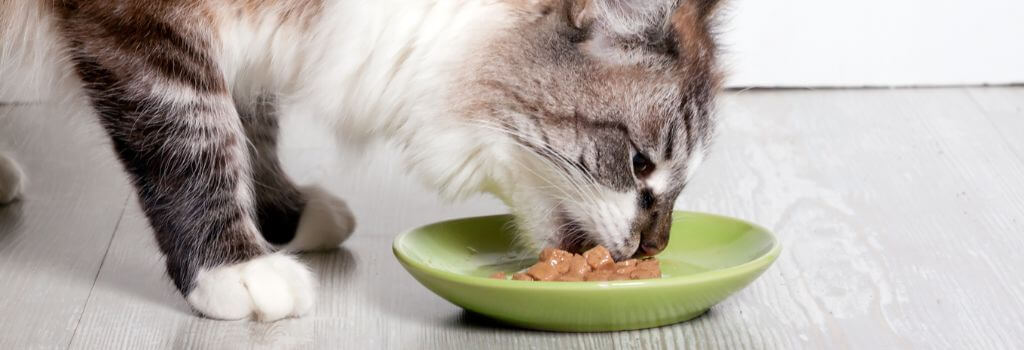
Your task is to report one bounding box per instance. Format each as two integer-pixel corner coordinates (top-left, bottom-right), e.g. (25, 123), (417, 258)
(526, 262), (559, 281)
(636, 258), (661, 277)
(540, 248), (573, 274)
(489, 245), (661, 282)
(584, 270), (613, 281)
(540, 248), (574, 264)
(637, 258), (659, 271)
(609, 273), (630, 281)
(616, 259), (638, 268)
(557, 273), (584, 282)
(569, 254), (591, 275)
(583, 246), (615, 271)
(630, 269), (660, 279)
(615, 266), (637, 275)
(512, 272), (535, 281)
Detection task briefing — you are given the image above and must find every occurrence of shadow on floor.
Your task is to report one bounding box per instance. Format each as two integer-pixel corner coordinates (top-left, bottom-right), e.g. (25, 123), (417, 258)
(0, 200), (25, 245)
(447, 308), (714, 334)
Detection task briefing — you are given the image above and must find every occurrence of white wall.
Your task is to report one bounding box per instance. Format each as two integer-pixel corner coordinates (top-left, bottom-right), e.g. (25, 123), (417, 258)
(720, 0), (1024, 87)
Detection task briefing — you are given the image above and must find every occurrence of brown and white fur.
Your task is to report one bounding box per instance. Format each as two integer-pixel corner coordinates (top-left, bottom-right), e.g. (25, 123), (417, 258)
(0, 0), (723, 321)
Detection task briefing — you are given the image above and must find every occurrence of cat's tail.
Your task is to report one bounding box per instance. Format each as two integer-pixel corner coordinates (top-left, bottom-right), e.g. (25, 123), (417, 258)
(0, 152), (24, 204)
(0, 0), (75, 103)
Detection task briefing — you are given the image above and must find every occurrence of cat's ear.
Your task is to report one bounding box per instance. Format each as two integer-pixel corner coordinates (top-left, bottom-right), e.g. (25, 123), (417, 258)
(569, 0), (724, 58)
(568, 0), (596, 29)
(565, 0), (724, 62)
(569, 0), (723, 31)
(668, 0), (724, 54)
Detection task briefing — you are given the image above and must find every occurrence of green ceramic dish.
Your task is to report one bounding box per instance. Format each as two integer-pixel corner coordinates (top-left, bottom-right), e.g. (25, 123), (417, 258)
(392, 211), (780, 332)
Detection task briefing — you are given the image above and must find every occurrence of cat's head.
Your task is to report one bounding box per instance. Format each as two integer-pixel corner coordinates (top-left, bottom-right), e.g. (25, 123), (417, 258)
(465, 0), (723, 260)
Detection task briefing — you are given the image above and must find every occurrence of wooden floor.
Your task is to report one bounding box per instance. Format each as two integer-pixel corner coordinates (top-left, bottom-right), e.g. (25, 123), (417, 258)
(1, 87), (1022, 349)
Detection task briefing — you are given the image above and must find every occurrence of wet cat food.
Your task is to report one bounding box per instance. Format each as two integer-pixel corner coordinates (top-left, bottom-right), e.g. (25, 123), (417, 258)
(490, 246), (661, 282)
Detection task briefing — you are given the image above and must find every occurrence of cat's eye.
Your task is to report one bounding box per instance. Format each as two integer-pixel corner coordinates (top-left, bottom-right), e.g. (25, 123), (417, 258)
(632, 152), (654, 178)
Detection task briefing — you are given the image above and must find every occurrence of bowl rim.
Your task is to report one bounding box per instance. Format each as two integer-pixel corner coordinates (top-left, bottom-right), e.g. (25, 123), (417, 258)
(392, 211), (781, 291)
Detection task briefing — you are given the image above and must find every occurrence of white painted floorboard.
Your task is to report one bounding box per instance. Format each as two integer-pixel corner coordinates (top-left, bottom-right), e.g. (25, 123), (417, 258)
(1, 88), (1022, 349)
(0, 104), (132, 349)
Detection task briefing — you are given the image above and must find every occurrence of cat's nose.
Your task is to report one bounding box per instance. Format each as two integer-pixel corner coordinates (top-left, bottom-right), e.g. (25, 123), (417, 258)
(635, 210), (672, 257)
(639, 239), (666, 256)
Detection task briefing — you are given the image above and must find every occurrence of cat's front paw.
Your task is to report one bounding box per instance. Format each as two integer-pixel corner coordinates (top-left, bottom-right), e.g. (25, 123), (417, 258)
(186, 254), (315, 321)
(281, 185), (356, 252)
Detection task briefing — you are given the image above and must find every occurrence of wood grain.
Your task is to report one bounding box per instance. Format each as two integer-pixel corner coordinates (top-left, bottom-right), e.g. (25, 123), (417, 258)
(967, 87), (1024, 164)
(680, 88), (1024, 349)
(3, 88), (1024, 349)
(0, 103), (131, 349)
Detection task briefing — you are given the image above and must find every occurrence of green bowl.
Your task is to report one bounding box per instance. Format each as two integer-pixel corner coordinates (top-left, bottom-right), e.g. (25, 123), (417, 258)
(392, 211), (780, 332)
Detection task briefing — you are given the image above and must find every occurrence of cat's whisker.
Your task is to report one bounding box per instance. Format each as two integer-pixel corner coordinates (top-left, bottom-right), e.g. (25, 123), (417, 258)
(459, 121), (592, 197)
(471, 119), (604, 191)
(460, 121), (611, 247)
(464, 121), (605, 209)
(475, 133), (586, 207)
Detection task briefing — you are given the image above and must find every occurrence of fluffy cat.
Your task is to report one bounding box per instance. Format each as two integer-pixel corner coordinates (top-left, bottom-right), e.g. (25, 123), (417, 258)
(0, 0), (722, 321)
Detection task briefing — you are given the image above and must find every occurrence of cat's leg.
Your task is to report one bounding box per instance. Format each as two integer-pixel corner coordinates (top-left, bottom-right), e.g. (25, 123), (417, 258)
(286, 186), (357, 251)
(88, 93), (314, 320)
(240, 99), (356, 252)
(0, 152), (24, 204)
(86, 92), (314, 321)
(60, 30), (312, 322)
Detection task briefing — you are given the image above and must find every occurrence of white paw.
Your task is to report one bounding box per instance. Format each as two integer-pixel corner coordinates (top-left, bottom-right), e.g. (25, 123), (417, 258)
(0, 153), (24, 204)
(186, 254), (315, 321)
(280, 185), (356, 252)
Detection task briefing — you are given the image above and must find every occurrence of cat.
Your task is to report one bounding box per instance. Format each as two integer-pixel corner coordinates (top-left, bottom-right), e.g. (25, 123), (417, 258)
(0, 0), (722, 321)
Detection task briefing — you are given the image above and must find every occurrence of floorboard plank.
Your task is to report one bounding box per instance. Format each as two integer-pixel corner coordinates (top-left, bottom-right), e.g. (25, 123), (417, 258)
(966, 87), (1024, 163)
(0, 104), (131, 349)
